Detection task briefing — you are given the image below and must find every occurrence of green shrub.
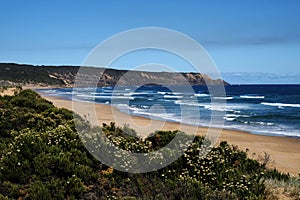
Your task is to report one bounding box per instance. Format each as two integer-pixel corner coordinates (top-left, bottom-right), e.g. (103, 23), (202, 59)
(0, 89), (291, 199)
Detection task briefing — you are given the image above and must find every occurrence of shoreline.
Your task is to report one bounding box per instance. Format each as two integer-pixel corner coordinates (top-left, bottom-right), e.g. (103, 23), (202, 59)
(36, 89), (300, 139)
(32, 86), (300, 139)
(40, 94), (300, 176)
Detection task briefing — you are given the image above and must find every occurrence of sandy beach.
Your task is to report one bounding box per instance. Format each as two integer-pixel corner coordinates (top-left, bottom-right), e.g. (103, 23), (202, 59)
(0, 87), (16, 96)
(40, 95), (300, 176)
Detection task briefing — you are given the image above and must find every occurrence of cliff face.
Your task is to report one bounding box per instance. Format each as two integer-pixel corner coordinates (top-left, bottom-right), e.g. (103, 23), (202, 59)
(0, 63), (229, 87)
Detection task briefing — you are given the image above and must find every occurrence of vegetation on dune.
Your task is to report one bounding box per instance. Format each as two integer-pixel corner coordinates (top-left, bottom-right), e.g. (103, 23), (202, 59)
(0, 89), (297, 199)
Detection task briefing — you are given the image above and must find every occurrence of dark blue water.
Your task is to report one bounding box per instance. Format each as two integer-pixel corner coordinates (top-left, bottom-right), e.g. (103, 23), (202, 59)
(37, 85), (300, 137)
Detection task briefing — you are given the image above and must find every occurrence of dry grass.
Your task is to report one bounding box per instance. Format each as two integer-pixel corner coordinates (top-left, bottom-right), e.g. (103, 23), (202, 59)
(265, 178), (300, 200)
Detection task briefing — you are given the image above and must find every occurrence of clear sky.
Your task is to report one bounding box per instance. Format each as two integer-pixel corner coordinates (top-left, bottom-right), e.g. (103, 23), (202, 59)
(1, 0), (300, 83)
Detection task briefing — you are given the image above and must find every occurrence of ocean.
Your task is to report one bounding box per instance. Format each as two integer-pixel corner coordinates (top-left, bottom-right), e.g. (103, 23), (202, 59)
(37, 85), (300, 138)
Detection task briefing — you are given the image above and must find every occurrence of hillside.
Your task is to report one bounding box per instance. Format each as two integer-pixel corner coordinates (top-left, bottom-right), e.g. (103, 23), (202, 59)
(0, 63), (229, 87)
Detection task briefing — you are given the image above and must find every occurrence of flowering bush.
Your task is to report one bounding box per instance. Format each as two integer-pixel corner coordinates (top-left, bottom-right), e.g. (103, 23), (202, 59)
(0, 89), (290, 199)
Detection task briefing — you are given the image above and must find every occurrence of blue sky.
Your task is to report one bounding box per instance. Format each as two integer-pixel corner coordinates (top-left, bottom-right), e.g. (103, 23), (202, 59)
(1, 0), (300, 83)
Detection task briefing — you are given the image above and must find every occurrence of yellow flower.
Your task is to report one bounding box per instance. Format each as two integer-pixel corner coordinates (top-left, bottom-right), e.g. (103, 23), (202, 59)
(102, 167), (114, 175)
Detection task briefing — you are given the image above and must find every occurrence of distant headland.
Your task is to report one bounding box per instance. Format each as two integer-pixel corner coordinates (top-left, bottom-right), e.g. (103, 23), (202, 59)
(0, 63), (229, 87)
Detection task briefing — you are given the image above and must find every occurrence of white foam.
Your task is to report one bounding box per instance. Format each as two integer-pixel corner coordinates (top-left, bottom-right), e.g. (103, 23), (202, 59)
(164, 99), (175, 102)
(176, 101), (227, 111)
(76, 94), (95, 98)
(226, 113), (250, 118)
(72, 98), (93, 104)
(172, 92), (183, 95)
(116, 104), (128, 107)
(243, 121), (275, 126)
(175, 100), (250, 112)
(240, 95), (265, 99)
(224, 117), (235, 121)
(221, 122), (300, 137)
(122, 92), (149, 96)
(102, 86), (113, 89)
(174, 100), (199, 107)
(194, 93), (210, 97)
(111, 96), (134, 100)
(203, 105), (228, 112)
(213, 96), (234, 100)
(106, 96), (135, 100)
(261, 102), (300, 108)
(42, 89), (57, 93)
(225, 114), (240, 117)
(76, 94), (134, 100)
(61, 92), (73, 95)
(128, 107), (179, 121)
(164, 95), (183, 99)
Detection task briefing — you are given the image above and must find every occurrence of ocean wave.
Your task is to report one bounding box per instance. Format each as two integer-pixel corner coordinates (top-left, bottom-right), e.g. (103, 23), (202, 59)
(223, 117), (236, 121)
(102, 86), (113, 89)
(172, 92), (183, 95)
(117, 105), (153, 113)
(116, 103), (128, 107)
(157, 91), (183, 95)
(261, 102), (300, 108)
(41, 89), (57, 93)
(224, 113), (251, 122)
(203, 105), (228, 112)
(72, 98), (94, 104)
(39, 87), (300, 138)
(76, 94), (134, 100)
(240, 95), (265, 99)
(225, 114), (240, 118)
(221, 124), (300, 137)
(91, 92), (112, 96)
(243, 121), (274, 126)
(226, 113), (250, 118)
(40, 89), (74, 96)
(163, 95), (183, 99)
(176, 101), (228, 111)
(122, 92), (150, 96)
(233, 110), (241, 114)
(63, 92), (73, 94)
(194, 93), (210, 97)
(213, 96), (234, 100)
(134, 111), (177, 120)
(123, 106), (179, 121)
(76, 94), (96, 98)
(174, 100), (199, 107)
(175, 100), (249, 112)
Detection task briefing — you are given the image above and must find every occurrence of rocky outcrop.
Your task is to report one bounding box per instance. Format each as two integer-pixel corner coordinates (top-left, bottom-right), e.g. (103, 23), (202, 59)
(0, 63), (229, 87)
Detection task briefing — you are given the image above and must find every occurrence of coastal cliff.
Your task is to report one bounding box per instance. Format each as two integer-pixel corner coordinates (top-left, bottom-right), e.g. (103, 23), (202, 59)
(0, 63), (229, 87)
